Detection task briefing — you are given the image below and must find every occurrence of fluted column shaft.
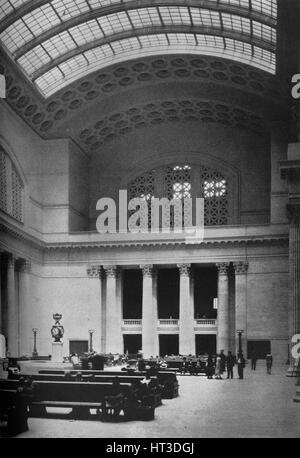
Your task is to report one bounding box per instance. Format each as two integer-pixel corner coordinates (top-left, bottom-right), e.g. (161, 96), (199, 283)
(19, 260), (31, 356)
(216, 263), (230, 354)
(104, 266), (122, 354)
(7, 254), (17, 356)
(87, 265), (103, 353)
(140, 265), (158, 358)
(178, 264), (194, 355)
(233, 262), (249, 357)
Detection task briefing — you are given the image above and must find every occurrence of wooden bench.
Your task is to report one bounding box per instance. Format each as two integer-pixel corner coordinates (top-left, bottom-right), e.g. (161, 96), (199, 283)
(0, 379), (33, 437)
(39, 369), (179, 399)
(28, 380), (155, 421)
(19, 373), (162, 407)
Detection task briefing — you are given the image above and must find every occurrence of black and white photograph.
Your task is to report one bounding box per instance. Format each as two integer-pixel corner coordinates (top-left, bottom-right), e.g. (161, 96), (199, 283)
(0, 0), (299, 442)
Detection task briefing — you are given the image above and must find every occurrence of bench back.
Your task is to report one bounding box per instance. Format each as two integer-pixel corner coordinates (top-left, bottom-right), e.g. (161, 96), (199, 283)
(38, 369), (177, 385)
(32, 381), (133, 403)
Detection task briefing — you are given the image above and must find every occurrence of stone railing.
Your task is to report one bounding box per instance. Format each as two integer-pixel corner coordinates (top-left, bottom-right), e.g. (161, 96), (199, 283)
(195, 319), (217, 326)
(158, 319), (179, 325)
(122, 319), (142, 326)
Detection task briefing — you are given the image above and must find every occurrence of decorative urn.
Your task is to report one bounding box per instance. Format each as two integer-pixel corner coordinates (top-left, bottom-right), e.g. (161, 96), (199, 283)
(51, 313), (64, 342)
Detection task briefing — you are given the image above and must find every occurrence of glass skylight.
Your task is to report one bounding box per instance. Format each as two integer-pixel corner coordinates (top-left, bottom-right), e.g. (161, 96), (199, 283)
(35, 32), (276, 97)
(0, 1), (277, 97)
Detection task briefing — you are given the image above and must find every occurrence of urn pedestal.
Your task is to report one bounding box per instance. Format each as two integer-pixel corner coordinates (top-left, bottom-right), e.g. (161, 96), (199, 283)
(52, 341), (64, 363)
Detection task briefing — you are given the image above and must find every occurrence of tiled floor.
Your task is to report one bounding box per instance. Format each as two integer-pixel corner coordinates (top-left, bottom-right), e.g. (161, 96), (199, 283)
(16, 364), (300, 438)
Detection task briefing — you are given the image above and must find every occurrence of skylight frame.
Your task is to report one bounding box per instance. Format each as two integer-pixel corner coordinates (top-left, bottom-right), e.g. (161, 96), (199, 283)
(0, 1), (278, 98)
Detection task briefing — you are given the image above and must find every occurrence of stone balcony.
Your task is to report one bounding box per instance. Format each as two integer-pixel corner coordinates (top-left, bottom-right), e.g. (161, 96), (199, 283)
(121, 318), (217, 333)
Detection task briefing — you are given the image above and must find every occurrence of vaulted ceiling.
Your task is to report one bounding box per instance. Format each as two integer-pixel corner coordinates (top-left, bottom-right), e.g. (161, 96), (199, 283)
(0, 0), (293, 154)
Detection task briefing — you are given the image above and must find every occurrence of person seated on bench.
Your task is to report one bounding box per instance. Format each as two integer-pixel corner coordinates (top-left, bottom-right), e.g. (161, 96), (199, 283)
(64, 370), (72, 381)
(180, 357), (189, 374)
(159, 360), (168, 369)
(75, 372), (82, 382)
(138, 358), (146, 372)
(80, 354), (90, 370)
(141, 372), (151, 387)
(103, 377), (124, 417)
(70, 353), (80, 369)
(148, 364), (159, 376)
(91, 353), (105, 371)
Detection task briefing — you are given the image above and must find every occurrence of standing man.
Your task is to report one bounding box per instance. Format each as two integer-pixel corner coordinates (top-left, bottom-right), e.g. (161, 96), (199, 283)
(251, 352), (257, 370)
(237, 353), (246, 379)
(266, 353), (273, 374)
(220, 350), (226, 375)
(226, 351), (235, 379)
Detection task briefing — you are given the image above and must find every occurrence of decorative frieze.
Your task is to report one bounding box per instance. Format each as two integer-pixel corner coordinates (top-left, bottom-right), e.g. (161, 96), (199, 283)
(177, 263), (191, 277)
(233, 261), (249, 274)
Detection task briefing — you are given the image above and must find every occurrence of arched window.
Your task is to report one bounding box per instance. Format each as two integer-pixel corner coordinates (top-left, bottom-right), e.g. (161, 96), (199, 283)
(128, 163), (229, 227)
(0, 147), (24, 223)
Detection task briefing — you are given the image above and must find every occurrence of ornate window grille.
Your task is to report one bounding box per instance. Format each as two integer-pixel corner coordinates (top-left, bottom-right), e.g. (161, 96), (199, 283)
(127, 163), (228, 228)
(200, 167), (228, 226)
(165, 165), (192, 228)
(0, 147), (24, 223)
(128, 170), (154, 228)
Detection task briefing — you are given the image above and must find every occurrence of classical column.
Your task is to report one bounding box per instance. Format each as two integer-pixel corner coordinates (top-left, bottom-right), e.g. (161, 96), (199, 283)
(7, 254), (18, 357)
(140, 265), (158, 358)
(216, 263), (230, 354)
(178, 263), (194, 355)
(287, 204), (300, 375)
(19, 260), (31, 357)
(104, 266), (122, 354)
(233, 261), (249, 357)
(87, 265), (103, 354)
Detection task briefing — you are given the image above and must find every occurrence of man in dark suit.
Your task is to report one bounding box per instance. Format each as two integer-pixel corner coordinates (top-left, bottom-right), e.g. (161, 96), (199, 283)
(226, 351), (235, 379)
(237, 353), (246, 379)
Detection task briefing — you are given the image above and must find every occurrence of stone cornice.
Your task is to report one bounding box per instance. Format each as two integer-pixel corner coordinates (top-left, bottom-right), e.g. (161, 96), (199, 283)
(0, 218), (289, 252)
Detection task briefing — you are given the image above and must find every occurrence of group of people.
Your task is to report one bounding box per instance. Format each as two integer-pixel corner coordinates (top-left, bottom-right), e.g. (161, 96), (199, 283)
(70, 352), (106, 370)
(205, 351), (246, 380)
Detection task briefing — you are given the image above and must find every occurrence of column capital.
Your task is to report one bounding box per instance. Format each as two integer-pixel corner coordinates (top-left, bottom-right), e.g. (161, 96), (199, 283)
(87, 265), (102, 278)
(233, 261), (249, 274)
(140, 264), (154, 277)
(7, 254), (17, 269)
(19, 259), (31, 273)
(104, 265), (118, 278)
(216, 262), (230, 275)
(177, 263), (191, 277)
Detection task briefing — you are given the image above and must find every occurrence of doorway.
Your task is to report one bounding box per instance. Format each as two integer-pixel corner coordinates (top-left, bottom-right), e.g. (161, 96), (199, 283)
(157, 269), (179, 319)
(69, 340), (88, 356)
(195, 335), (216, 355)
(159, 334), (179, 356)
(123, 334), (142, 355)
